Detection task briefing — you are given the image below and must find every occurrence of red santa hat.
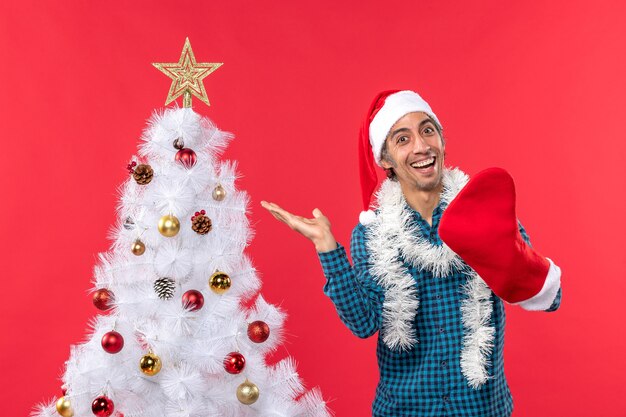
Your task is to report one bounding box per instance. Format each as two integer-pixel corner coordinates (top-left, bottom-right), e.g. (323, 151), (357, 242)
(359, 90), (441, 223)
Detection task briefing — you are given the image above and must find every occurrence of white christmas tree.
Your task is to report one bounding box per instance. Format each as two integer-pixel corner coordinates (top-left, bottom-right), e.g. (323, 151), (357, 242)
(33, 39), (330, 417)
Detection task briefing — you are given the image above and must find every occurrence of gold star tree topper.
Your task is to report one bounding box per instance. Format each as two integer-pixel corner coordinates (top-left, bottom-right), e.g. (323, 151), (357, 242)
(153, 38), (222, 108)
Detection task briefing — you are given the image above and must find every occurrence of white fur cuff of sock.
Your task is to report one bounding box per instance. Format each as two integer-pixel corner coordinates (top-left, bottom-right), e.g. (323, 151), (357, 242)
(516, 258), (561, 311)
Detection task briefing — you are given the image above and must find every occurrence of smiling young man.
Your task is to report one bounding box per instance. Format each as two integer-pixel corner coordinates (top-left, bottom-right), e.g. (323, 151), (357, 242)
(379, 110), (444, 224)
(261, 90), (562, 417)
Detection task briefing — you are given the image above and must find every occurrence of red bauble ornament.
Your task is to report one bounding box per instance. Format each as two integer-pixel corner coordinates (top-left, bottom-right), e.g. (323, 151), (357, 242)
(91, 396), (114, 417)
(93, 289), (114, 311)
(247, 321), (270, 343)
(101, 331), (124, 354)
(224, 352), (246, 374)
(182, 289), (204, 311)
(175, 148), (197, 168)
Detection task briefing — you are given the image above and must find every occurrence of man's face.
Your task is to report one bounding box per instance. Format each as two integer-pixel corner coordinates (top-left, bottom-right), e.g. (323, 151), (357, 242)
(381, 111), (445, 192)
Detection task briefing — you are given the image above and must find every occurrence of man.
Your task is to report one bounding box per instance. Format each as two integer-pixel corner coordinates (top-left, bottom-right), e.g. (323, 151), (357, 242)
(261, 90), (562, 416)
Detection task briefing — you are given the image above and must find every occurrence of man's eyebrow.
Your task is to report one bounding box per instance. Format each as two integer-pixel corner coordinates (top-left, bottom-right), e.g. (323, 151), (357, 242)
(419, 118), (435, 128)
(388, 118), (435, 138)
(388, 127), (411, 139)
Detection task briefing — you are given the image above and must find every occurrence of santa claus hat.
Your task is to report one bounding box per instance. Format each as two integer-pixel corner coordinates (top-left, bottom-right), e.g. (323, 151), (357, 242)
(358, 90), (441, 224)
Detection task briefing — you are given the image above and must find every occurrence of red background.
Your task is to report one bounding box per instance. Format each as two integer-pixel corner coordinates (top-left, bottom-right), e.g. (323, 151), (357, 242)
(1, 1), (625, 416)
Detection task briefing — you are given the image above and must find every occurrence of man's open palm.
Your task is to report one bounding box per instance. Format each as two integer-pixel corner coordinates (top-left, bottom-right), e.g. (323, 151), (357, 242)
(260, 201), (337, 252)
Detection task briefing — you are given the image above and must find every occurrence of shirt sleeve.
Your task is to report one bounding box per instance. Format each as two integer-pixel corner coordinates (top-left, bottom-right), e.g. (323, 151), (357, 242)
(317, 223), (384, 338)
(516, 220), (563, 312)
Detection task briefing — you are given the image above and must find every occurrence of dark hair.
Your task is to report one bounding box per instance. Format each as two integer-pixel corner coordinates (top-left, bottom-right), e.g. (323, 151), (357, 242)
(381, 116), (444, 181)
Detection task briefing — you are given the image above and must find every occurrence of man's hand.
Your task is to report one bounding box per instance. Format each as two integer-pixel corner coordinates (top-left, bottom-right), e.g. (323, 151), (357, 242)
(260, 201), (338, 252)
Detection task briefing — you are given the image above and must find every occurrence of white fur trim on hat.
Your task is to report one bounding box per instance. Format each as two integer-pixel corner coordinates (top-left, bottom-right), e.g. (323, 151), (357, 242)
(369, 90), (440, 166)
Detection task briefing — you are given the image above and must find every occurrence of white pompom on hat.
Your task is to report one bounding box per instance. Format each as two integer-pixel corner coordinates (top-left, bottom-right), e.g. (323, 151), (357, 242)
(358, 90), (440, 224)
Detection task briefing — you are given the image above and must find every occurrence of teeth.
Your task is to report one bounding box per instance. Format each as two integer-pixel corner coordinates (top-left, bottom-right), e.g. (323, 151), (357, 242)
(411, 157), (435, 168)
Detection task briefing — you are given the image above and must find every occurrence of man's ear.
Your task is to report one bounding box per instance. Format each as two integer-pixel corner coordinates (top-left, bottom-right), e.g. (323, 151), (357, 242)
(380, 158), (392, 169)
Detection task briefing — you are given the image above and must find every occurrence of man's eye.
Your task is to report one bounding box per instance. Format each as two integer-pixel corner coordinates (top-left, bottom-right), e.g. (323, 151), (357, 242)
(397, 136), (409, 143)
(423, 127), (435, 135)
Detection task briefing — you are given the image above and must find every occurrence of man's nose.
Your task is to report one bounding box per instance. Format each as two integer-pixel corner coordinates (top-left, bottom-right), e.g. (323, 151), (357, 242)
(412, 134), (430, 153)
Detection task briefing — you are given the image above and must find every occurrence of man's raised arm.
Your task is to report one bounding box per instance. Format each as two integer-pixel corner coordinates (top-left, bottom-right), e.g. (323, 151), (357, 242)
(260, 201), (383, 338)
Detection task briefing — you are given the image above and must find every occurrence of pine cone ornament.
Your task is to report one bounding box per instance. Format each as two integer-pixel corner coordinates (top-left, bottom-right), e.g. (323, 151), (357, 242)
(132, 164), (154, 185)
(191, 210), (212, 235)
(154, 277), (175, 300)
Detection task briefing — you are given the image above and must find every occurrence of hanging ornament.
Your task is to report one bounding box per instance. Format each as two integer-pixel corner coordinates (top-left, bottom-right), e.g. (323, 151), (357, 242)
(247, 321), (270, 343)
(91, 396), (114, 417)
(93, 288), (114, 311)
(224, 352), (246, 374)
(236, 379), (260, 405)
(131, 239), (146, 256)
(182, 289), (204, 311)
(139, 352), (162, 376)
(123, 217), (135, 230)
(212, 184), (226, 201)
(175, 148), (197, 168)
(208, 271), (231, 294)
(191, 210), (212, 235)
(158, 214), (180, 237)
(55, 396), (74, 417)
(101, 331), (124, 354)
(173, 138), (184, 150)
(131, 164), (154, 185)
(154, 277), (176, 300)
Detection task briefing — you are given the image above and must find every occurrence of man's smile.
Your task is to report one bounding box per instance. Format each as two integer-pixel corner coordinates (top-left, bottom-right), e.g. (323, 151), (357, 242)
(409, 156), (436, 173)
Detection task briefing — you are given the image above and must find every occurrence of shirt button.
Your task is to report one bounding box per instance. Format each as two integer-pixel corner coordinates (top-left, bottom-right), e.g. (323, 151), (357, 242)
(436, 294), (441, 299)
(441, 360), (447, 367)
(439, 327), (444, 333)
(442, 395), (449, 402)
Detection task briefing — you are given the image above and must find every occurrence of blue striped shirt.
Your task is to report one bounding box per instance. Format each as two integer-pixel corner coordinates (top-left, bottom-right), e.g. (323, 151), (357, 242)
(318, 203), (562, 416)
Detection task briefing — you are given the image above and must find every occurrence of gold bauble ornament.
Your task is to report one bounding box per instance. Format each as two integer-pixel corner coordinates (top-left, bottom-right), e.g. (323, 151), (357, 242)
(139, 352), (162, 376)
(212, 184), (226, 201)
(131, 239), (146, 256)
(158, 214), (180, 237)
(236, 379), (260, 405)
(209, 271), (231, 294)
(56, 396), (74, 417)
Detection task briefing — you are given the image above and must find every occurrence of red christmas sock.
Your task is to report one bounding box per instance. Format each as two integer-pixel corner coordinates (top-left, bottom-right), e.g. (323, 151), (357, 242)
(439, 167), (551, 303)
